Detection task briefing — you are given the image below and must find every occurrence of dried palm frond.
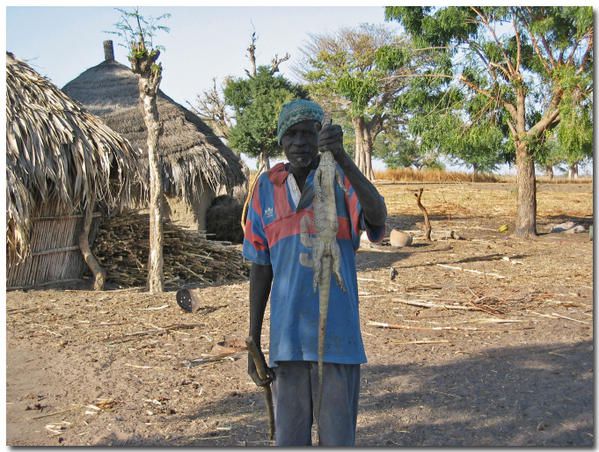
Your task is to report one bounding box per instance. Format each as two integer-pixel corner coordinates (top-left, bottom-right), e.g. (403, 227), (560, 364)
(6, 52), (145, 262)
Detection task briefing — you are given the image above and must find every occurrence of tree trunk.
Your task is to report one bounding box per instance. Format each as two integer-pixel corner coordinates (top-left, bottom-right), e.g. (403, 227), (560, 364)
(545, 165), (554, 180)
(78, 192), (105, 291)
(259, 151), (270, 171)
(352, 117), (375, 181)
(568, 162), (579, 180)
(514, 140), (537, 238)
(139, 75), (164, 293)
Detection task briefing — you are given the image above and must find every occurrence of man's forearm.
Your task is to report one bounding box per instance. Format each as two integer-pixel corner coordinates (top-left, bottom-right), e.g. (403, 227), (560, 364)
(249, 263), (273, 347)
(336, 152), (387, 226)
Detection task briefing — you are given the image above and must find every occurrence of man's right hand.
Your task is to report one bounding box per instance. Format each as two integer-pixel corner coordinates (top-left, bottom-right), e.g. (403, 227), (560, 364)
(248, 350), (275, 387)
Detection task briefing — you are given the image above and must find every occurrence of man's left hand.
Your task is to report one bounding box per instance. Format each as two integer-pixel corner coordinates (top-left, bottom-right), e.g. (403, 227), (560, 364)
(319, 122), (346, 162)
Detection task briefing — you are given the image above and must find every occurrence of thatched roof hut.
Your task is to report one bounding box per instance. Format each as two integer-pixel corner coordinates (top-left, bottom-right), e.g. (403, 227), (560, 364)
(6, 51), (143, 288)
(63, 41), (248, 231)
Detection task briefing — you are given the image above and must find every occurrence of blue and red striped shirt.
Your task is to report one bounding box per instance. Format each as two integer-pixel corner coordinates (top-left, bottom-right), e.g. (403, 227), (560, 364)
(243, 162), (385, 367)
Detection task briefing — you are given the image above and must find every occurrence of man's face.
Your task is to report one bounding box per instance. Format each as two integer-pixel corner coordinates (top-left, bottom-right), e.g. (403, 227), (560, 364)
(281, 120), (320, 169)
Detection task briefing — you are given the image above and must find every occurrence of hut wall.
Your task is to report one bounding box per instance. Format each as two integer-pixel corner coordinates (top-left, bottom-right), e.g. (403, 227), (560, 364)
(7, 213), (100, 290)
(164, 189), (215, 232)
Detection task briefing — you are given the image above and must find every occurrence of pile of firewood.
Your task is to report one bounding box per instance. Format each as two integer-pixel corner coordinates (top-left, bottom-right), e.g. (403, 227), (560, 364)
(92, 211), (249, 288)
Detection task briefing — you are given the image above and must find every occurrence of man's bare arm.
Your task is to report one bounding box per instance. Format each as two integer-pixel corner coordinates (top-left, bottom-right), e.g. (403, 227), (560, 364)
(248, 262), (274, 386)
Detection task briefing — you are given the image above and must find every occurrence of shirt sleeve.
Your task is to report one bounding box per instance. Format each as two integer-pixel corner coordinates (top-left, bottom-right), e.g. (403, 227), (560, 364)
(242, 177), (271, 265)
(343, 175), (386, 245)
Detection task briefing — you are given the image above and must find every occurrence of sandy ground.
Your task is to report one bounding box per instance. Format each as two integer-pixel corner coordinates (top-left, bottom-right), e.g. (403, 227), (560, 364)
(6, 181), (593, 446)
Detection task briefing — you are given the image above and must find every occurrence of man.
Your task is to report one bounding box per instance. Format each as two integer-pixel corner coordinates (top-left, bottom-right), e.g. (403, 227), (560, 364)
(243, 99), (387, 446)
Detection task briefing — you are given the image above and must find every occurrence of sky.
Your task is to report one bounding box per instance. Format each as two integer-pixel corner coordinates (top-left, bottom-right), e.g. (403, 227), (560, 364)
(5, 5), (592, 175)
(7, 5), (413, 170)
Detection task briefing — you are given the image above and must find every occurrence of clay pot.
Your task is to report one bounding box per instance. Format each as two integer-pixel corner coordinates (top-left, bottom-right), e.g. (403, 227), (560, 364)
(390, 229), (412, 248)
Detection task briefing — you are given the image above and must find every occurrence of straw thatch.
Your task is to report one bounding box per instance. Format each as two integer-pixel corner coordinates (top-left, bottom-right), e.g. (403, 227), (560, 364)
(6, 51), (143, 264)
(62, 42), (247, 211)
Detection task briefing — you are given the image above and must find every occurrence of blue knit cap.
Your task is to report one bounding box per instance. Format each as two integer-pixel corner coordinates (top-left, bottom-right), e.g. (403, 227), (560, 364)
(277, 99), (324, 145)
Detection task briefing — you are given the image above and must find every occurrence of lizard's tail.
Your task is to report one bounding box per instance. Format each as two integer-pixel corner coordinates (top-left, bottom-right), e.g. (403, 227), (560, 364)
(316, 255), (331, 442)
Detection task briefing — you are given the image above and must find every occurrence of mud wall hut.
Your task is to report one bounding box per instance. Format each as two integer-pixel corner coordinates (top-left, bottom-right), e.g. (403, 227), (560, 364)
(62, 41), (248, 232)
(6, 52), (143, 289)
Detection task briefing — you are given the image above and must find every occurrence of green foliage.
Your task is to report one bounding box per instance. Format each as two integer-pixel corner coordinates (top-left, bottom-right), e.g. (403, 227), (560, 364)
(224, 66), (307, 159)
(298, 24), (413, 121)
(385, 6), (593, 175)
(556, 90), (593, 166)
(106, 7), (170, 55)
(374, 129), (440, 169)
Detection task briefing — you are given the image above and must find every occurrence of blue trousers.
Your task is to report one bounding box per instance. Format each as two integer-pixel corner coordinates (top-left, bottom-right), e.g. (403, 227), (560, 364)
(272, 361), (360, 446)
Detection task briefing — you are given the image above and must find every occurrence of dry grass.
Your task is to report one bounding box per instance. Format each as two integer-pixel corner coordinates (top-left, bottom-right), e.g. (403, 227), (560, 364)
(375, 181), (593, 224)
(525, 176), (593, 184)
(375, 168), (501, 183)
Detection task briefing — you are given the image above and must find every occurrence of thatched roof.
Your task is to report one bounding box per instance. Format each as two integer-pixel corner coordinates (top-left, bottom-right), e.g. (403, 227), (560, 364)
(6, 51), (143, 261)
(62, 42), (247, 203)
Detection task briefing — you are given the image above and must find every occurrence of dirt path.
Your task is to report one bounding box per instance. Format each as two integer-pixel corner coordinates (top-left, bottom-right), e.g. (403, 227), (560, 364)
(6, 182), (593, 446)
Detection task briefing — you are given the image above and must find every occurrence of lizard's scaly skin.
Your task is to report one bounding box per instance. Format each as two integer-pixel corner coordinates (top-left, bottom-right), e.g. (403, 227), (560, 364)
(312, 150), (346, 434)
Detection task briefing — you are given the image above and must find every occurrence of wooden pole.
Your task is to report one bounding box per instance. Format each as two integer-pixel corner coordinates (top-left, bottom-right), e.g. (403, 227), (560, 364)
(414, 188), (432, 241)
(78, 192), (106, 290)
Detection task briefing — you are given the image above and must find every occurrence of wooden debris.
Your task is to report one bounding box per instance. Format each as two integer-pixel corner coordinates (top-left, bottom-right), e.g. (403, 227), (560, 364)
(94, 398), (117, 410)
(390, 339), (450, 345)
(437, 264), (505, 279)
(527, 310), (589, 325)
(183, 351), (245, 367)
(32, 407), (77, 420)
(413, 188), (432, 241)
(137, 304), (169, 311)
(394, 298), (473, 311)
(108, 322), (205, 344)
(45, 421), (71, 436)
(92, 211), (249, 289)
(550, 312), (589, 325)
(367, 320), (483, 332)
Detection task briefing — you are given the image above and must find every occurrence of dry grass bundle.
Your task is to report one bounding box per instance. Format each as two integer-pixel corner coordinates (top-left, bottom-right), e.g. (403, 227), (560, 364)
(92, 211), (249, 289)
(375, 167), (501, 183)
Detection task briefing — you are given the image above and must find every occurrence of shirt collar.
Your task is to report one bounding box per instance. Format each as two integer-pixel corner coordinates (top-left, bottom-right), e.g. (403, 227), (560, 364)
(268, 162), (290, 186)
(267, 157), (321, 186)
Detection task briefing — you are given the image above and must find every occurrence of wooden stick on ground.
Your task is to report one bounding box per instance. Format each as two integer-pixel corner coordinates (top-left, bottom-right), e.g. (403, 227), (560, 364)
(437, 264), (505, 279)
(414, 188), (432, 241)
(367, 320), (483, 332)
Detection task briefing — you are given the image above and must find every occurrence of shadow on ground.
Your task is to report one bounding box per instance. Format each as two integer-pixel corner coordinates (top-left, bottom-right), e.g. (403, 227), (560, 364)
(96, 340), (593, 447)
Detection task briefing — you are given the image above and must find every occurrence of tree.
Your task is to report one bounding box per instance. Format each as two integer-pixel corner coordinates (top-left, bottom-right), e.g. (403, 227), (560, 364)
(223, 33), (306, 170)
(108, 8), (170, 292)
(297, 24), (417, 181)
(374, 130), (443, 170)
(555, 75), (593, 179)
(386, 6), (593, 237)
(188, 77), (233, 141)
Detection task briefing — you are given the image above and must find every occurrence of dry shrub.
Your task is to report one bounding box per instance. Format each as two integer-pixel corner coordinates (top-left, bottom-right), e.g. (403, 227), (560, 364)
(375, 167), (501, 183)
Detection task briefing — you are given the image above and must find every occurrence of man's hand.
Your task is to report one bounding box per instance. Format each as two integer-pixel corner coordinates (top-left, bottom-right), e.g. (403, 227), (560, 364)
(318, 121), (347, 163)
(247, 349), (275, 387)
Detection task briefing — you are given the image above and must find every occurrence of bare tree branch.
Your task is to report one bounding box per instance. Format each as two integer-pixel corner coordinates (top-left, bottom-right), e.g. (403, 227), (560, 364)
(270, 52), (291, 74)
(576, 29), (593, 74)
(247, 31), (257, 77)
(188, 78), (231, 140)
(528, 88), (563, 138)
(513, 18), (522, 74)
(459, 74), (494, 99)
(518, 9), (552, 76)
(470, 7), (516, 76)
